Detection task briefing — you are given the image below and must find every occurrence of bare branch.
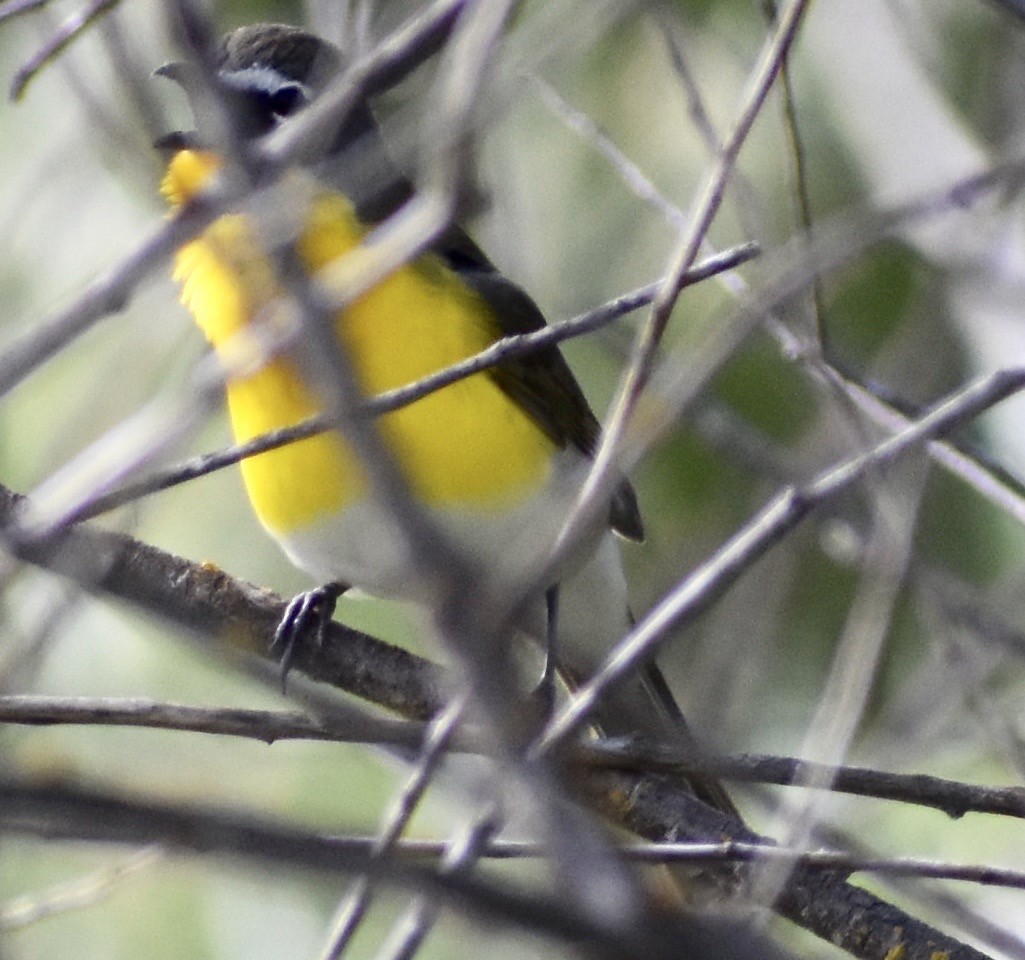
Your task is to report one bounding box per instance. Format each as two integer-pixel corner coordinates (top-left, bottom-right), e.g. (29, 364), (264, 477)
(763, 0), (828, 354)
(556, 0), (813, 559)
(0, 482), (449, 719)
(10, 0), (124, 99)
(65, 244), (755, 526)
(827, 364), (1025, 528)
(0, 777), (735, 959)
(5, 695), (1025, 821)
(0, 694), (430, 747)
(533, 78), (686, 231)
(0, 199), (221, 399)
(379, 801), (502, 960)
(319, 698), (466, 959)
(0, 847), (162, 929)
(577, 741), (1025, 820)
(582, 768), (990, 960)
(0, 0), (49, 25)
(0, 481), (999, 959)
(542, 366), (1025, 749)
(302, 835), (1025, 891)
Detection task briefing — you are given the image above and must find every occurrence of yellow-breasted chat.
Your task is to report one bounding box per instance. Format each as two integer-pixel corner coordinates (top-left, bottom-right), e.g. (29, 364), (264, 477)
(158, 22), (734, 814)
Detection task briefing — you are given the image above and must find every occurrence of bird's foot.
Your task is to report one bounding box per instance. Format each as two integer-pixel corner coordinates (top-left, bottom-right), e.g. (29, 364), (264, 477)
(526, 585), (561, 723)
(271, 581), (348, 692)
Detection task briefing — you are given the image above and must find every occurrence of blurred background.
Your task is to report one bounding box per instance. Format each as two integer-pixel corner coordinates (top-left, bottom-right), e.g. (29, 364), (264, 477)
(3, 0), (1025, 956)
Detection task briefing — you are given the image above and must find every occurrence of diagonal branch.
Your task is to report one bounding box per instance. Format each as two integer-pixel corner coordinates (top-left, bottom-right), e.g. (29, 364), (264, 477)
(64, 244), (756, 527)
(0, 480), (997, 960)
(555, 0), (812, 561)
(541, 366), (1025, 750)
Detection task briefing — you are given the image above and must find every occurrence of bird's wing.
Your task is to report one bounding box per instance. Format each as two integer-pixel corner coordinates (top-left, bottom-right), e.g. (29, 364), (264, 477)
(437, 227), (643, 541)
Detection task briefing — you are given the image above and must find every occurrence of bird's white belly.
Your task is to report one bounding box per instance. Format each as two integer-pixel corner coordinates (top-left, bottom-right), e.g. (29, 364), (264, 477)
(273, 447), (601, 601)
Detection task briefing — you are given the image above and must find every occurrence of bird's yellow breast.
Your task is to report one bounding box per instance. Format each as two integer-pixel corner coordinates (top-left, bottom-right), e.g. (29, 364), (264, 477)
(164, 150), (556, 536)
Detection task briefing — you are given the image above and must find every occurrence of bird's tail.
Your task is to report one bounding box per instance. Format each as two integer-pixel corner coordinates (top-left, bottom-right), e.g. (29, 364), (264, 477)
(550, 533), (738, 817)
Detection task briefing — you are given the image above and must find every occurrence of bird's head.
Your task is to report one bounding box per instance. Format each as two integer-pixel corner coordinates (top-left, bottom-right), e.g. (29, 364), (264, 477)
(155, 24), (369, 151)
(157, 23), (404, 217)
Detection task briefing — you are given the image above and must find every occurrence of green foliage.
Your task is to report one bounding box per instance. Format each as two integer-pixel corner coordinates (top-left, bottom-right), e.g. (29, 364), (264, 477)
(4, 1), (1025, 956)
(825, 242), (929, 370)
(714, 334), (816, 441)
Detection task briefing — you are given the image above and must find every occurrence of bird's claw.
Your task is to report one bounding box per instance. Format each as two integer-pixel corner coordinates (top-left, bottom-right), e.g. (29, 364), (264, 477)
(271, 581), (347, 692)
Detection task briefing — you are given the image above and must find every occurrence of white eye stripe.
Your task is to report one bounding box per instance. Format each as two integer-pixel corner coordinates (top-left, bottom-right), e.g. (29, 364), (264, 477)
(220, 65), (313, 108)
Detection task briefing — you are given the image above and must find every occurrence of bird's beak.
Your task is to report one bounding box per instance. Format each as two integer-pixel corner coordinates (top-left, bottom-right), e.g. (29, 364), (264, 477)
(153, 61), (204, 153)
(153, 130), (200, 152)
(154, 60), (196, 88)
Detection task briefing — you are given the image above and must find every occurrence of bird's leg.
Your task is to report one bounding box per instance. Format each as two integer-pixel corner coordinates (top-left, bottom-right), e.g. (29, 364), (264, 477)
(530, 584), (560, 719)
(271, 581), (349, 691)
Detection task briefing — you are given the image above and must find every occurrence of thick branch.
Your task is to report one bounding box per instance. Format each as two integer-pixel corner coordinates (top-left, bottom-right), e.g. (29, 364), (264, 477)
(0, 480), (995, 960)
(0, 778), (775, 960)
(584, 770), (986, 960)
(0, 484), (446, 721)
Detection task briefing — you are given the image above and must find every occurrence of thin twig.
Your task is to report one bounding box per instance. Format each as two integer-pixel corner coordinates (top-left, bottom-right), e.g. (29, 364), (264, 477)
(319, 698), (466, 960)
(6, 694), (1025, 820)
(827, 363), (1025, 528)
(379, 802), (502, 960)
(10, 0), (125, 99)
(533, 78), (686, 231)
(0, 198), (223, 399)
(0, 694), (430, 747)
(554, 0), (812, 561)
(541, 366), (1025, 750)
(763, 0), (828, 355)
(0, 846), (162, 929)
(348, 837), (1025, 892)
(65, 244), (755, 525)
(653, 12), (770, 248)
(0, 0), (50, 25)
(576, 739), (1025, 820)
(753, 459), (929, 908)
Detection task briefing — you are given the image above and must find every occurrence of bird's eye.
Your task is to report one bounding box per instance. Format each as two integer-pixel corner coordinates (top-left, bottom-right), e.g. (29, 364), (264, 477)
(263, 83), (306, 118)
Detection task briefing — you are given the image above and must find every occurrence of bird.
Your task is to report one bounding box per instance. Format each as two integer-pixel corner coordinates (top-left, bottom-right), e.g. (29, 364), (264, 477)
(158, 22), (735, 815)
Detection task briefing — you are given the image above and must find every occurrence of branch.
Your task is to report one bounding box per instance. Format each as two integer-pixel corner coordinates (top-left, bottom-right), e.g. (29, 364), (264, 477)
(0, 483), (448, 721)
(0, 694), (431, 747)
(582, 769), (987, 960)
(543, 366), (1025, 749)
(0, 846), (161, 929)
(0, 0), (48, 23)
(578, 741), (1025, 820)
(64, 244), (756, 527)
(5, 695), (1025, 820)
(318, 699), (467, 958)
(556, 0), (812, 558)
(10, 0), (123, 99)
(269, 834), (1025, 891)
(827, 363), (1025, 529)
(0, 481), (996, 960)
(0, 777), (770, 960)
